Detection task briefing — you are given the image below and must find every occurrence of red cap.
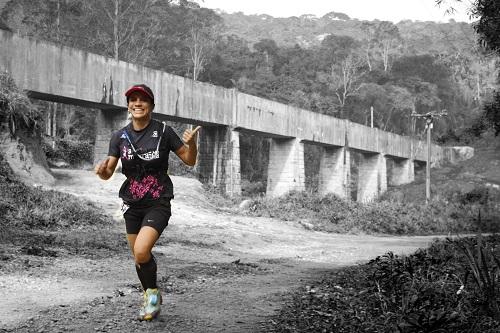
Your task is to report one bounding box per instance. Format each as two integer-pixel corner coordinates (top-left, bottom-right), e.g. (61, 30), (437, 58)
(125, 84), (154, 104)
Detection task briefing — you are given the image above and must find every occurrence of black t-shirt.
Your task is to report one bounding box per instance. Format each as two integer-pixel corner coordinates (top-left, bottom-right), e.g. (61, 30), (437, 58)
(108, 119), (184, 206)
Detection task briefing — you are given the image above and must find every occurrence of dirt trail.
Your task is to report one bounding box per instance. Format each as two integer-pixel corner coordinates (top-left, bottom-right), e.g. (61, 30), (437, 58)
(0, 169), (442, 332)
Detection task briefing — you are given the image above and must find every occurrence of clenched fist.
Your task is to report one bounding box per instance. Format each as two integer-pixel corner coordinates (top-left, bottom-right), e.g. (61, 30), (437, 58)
(95, 157), (110, 177)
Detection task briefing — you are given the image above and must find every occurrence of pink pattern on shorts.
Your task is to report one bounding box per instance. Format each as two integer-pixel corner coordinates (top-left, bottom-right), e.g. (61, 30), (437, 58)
(128, 175), (164, 199)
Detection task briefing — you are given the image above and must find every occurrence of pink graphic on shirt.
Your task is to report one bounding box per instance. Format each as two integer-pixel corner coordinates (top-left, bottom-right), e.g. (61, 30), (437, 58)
(128, 175), (164, 199)
(121, 145), (128, 159)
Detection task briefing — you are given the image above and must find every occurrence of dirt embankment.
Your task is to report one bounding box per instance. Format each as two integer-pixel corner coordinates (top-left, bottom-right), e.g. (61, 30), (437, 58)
(0, 125), (54, 186)
(0, 169), (442, 333)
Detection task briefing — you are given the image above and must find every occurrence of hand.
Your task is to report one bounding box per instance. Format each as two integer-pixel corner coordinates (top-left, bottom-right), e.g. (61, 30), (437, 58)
(94, 157), (110, 177)
(182, 126), (201, 145)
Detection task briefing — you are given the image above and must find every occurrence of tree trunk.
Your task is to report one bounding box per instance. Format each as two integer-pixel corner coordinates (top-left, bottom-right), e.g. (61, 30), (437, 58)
(383, 41), (390, 72)
(46, 106), (51, 136)
(476, 73), (481, 102)
(114, 0), (120, 61)
(56, 0), (61, 42)
(52, 103), (57, 137)
(365, 48), (372, 71)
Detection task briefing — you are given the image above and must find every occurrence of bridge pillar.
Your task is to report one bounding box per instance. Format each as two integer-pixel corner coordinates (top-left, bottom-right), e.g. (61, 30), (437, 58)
(266, 138), (305, 197)
(318, 146), (350, 198)
(388, 158), (414, 186)
(357, 153), (387, 202)
(94, 109), (128, 164)
(197, 126), (241, 196)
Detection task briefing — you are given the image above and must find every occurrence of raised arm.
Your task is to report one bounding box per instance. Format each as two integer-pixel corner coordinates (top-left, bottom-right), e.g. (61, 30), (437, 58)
(175, 126), (201, 167)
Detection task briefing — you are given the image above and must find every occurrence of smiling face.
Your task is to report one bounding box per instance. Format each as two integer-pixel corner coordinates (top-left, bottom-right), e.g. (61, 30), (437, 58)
(127, 91), (154, 122)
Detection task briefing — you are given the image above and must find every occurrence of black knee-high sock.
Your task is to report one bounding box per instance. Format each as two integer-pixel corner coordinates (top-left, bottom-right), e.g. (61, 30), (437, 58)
(136, 255), (157, 290)
(135, 263), (147, 291)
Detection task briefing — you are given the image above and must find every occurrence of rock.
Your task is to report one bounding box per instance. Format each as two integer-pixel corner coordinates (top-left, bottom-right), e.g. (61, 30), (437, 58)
(486, 182), (500, 190)
(0, 128), (55, 185)
(452, 146), (474, 163)
(238, 199), (252, 211)
(47, 158), (70, 168)
(299, 221), (314, 230)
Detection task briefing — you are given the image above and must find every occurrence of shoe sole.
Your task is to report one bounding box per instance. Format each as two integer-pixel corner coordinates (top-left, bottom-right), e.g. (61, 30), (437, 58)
(141, 309), (160, 321)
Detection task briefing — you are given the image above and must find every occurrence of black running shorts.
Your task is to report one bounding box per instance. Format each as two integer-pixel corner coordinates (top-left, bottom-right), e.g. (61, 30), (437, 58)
(122, 199), (171, 235)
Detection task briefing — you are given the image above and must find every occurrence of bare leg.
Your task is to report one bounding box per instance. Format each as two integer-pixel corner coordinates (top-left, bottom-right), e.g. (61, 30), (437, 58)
(132, 226), (159, 264)
(127, 234), (138, 257)
(127, 226), (160, 293)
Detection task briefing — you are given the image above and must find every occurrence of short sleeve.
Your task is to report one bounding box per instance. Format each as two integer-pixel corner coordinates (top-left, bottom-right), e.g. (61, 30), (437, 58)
(164, 126), (184, 152)
(107, 130), (122, 157)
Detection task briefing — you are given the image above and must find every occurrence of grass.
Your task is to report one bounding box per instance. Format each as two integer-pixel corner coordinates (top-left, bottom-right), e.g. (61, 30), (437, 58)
(0, 155), (106, 231)
(258, 134), (500, 331)
(204, 185), (500, 236)
(202, 134), (500, 236)
(246, 187), (500, 235)
(0, 152), (127, 256)
(269, 234), (500, 332)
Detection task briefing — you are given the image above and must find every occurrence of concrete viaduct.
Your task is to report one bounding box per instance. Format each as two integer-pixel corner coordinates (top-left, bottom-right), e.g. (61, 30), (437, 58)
(0, 30), (459, 201)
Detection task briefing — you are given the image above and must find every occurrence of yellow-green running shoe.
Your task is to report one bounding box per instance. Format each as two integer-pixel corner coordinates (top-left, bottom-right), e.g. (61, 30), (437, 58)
(139, 288), (162, 321)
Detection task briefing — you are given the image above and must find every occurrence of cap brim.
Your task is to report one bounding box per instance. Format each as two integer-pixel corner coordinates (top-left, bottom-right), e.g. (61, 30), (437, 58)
(125, 87), (154, 102)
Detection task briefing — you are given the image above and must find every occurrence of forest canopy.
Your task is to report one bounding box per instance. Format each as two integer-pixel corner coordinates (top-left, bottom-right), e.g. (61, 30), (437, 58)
(1, 0), (498, 140)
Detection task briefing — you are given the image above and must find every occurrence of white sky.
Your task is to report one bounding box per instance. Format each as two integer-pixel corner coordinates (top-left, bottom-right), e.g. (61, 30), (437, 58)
(200, 0), (474, 23)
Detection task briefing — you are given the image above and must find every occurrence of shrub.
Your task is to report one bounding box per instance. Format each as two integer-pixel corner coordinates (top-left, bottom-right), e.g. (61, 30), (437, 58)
(484, 91), (500, 136)
(270, 236), (500, 332)
(0, 71), (42, 136)
(245, 188), (500, 235)
(0, 152), (107, 230)
(43, 137), (93, 167)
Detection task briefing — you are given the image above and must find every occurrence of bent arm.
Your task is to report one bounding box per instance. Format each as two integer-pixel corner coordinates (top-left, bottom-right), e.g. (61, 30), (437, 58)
(94, 156), (119, 180)
(175, 126), (201, 167)
(175, 144), (197, 167)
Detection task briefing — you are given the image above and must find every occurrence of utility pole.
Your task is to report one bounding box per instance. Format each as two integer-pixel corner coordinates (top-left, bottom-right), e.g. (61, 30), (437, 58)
(370, 106), (374, 128)
(411, 110), (447, 203)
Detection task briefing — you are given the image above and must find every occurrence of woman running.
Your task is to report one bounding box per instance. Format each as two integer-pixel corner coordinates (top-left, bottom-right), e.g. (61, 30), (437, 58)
(95, 83), (200, 321)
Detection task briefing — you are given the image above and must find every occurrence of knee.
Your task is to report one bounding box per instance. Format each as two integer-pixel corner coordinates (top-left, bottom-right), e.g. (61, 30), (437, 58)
(133, 246), (151, 264)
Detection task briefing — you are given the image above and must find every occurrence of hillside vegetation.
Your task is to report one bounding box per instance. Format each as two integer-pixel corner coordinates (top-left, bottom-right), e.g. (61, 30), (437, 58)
(3, 0), (496, 192)
(2, 1), (500, 331)
(0, 72), (124, 257)
(270, 234), (500, 332)
(222, 133), (499, 236)
(218, 10), (473, 51)
(2, 1), (496, 139)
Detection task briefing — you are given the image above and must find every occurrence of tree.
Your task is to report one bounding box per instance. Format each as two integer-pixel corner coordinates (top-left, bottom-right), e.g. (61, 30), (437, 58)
(436, 0), (500, 136)
(473, 0), (500, 53)
(179, 6), (222, 80)
(317, 35), (365, 118)
(360, 22), (377, 71)
(254, 39), (279, 72)
(383, 85), (415, 133)
(374, 21), (401, 72)
(436, 0), (500, 54)
(188, 26), (209, 81)
(356, 83), (414, 133)
(201, 34), (254, 87)
(357, 83), (388, 126)
(83, 0), (169, 62)
(1, 0), (170, 64)
(329, 53), (365, 117)
(484, 92), (500, 135)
